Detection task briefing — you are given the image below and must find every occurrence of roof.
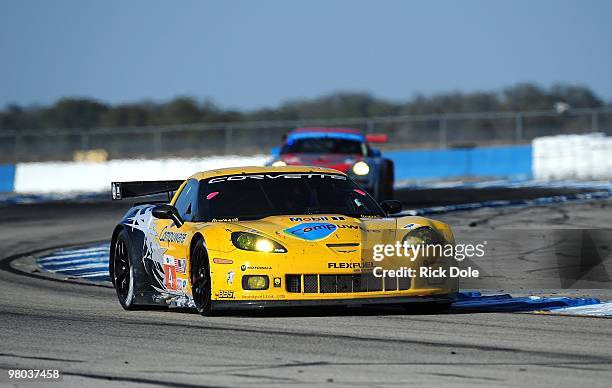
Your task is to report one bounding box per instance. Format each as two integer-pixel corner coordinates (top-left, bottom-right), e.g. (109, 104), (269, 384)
(291, 127), (364, 135)
(287, 127), (365, 142)
(188, 165), (345, 181)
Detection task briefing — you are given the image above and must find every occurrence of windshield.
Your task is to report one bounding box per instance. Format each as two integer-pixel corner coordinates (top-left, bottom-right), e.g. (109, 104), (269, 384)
(281, 138), (366, 155)
(197, 173), (384, 221)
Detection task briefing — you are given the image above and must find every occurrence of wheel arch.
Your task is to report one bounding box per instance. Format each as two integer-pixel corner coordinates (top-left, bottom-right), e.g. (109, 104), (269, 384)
(382, 157), (395, 186)
(109, 224), (148, 299)
(109, 224), (126, 287)
(189, 232), (205, 255)
(188, 232), (207, 276)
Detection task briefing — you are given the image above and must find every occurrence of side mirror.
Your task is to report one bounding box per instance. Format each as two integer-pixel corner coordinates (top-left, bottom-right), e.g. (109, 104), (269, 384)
(368, 148), (382, 157)
(152, 204), (184, 227)
(380, 200), (402, 215)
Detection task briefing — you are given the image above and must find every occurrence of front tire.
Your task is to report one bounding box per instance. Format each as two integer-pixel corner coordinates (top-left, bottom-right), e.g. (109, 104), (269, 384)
(190, 239), (213, 316)
(112, 230), (138, 310)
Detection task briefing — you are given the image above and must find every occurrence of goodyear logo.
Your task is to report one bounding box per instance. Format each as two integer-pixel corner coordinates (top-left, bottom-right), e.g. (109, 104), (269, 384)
(284, 222), (337, 241)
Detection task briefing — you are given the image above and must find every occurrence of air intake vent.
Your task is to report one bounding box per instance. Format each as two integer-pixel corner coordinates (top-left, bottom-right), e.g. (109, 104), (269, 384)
(285, 273), (409, 293)
(286, 275), (301, 293)
(303, 275), (318, 293)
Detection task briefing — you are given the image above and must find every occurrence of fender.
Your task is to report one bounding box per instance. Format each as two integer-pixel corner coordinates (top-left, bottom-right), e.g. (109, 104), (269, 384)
(113, 204), (168, 306)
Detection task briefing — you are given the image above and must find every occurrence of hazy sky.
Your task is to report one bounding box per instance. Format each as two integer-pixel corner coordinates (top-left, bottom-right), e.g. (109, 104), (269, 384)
(1, 0), (611, 109)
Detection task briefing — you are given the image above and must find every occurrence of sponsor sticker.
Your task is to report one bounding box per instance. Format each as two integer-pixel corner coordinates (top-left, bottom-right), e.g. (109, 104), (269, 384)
(209, 173), (347, 184)
(175, 258), (186, 274)
(284, 222), (338, 241)
(289, 216), (345, 222)
(241, 264), (272, 271)
(328, 262), (375, 270)
(175, 277), (188, 291)
(216, 290), (235, 299)
(211, 218), (239, 222)
(160, 231), (187, 244)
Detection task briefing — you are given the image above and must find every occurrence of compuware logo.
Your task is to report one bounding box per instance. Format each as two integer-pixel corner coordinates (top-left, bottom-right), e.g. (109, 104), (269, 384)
(284, 222), (337, 241)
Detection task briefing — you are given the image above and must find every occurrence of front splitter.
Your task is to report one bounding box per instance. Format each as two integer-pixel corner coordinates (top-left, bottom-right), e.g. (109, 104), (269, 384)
(211, 294), (456, 310)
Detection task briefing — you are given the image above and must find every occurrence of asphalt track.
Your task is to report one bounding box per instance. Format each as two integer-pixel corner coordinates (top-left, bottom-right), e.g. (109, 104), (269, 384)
(1, 188), (612, 387)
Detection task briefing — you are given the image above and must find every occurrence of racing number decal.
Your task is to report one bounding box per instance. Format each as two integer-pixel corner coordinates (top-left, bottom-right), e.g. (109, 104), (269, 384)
(163, 256), (177, 291)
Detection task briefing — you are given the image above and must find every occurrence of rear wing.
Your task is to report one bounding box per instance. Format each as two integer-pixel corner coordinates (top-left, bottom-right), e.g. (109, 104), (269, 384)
(111, 180), (184, 201)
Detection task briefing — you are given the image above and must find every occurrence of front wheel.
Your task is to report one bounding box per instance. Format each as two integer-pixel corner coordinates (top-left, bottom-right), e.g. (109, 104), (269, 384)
(112, 230), (138, 310)
(191, 239), (213, 316)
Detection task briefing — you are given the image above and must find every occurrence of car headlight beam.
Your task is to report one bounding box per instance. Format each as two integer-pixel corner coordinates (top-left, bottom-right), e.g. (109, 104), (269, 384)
(255, 239), (274, 253)
(231, 232), (287, 253)
(352, 161), (370, 176)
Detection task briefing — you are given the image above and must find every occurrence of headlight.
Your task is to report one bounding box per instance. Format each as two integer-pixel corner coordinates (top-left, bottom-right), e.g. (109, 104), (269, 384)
(231, 232), (287, 253)
(271, 160), (287, 167)
(402, 227), (444, 262)
(242, 275), (269, 290)
(352, 161), (370, 175)
(402, 227), (443, 246)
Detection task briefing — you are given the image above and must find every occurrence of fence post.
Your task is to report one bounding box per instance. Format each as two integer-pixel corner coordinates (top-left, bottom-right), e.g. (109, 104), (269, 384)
(81, 132), (89, 150)
(439, 118), (447, 148)
(15, 134), (23, 162)
(225, 125), (233, 155)
(366, 120), (374, 134)
(514, 114), (523, 143)
(153, 128), (162, 157)
(591, 111), (599, 133)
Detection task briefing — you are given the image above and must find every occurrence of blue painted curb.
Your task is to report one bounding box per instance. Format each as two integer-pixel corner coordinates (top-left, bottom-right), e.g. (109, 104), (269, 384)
(453, 291), (600, 312)
(0, 164), (16, 193)
(35, 246), (609, 316)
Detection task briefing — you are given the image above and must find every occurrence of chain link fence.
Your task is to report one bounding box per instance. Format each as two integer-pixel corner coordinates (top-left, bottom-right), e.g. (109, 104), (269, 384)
(1, 108), (611, 163)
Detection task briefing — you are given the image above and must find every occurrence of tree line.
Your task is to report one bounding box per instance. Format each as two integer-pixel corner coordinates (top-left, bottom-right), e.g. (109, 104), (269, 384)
(0, 83), (607, 131)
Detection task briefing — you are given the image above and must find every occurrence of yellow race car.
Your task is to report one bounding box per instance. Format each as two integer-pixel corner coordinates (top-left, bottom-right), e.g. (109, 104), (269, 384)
(109, 166), (458, 315)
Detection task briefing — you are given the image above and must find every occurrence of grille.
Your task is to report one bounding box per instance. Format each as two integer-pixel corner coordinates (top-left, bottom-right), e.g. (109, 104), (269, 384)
(286, 273), (401, 293)
(303, 275), (318, 293)
(384, 274), (398, 291)
(398, 276), (411, 290)
(286, 275), (301, 293)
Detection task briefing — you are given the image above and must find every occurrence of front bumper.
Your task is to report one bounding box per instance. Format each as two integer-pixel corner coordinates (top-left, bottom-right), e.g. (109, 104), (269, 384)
(211, 294), (456, 310)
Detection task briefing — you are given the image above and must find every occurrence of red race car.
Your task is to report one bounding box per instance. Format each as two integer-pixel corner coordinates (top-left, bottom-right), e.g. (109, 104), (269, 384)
(269, 127), (394, 201)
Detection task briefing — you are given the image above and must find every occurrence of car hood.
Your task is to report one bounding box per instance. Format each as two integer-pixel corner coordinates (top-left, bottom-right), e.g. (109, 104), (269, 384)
(226, 214), (398, 264)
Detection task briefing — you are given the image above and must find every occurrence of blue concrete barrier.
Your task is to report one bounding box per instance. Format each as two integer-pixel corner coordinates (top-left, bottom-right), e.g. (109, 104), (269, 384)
(0, 164), (16, 192)
(387, 144), (532, 180)
(3, 145), (532, 194)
